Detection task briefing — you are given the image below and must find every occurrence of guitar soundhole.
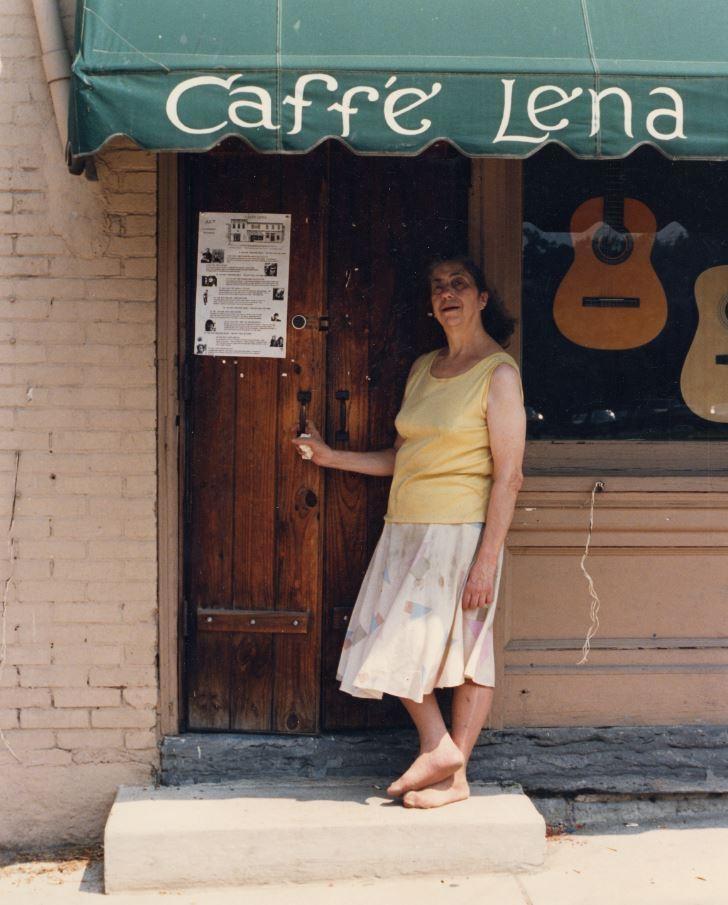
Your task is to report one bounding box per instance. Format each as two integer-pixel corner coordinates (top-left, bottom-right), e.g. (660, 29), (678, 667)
(721, 298), (728, 329)
(592, 224), (634, 265)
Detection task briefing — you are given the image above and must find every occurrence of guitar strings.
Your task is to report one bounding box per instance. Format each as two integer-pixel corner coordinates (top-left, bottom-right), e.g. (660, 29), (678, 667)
(576, 480), (604, 665)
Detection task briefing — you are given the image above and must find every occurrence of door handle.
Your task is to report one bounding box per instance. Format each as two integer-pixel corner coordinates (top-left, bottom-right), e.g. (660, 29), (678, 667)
(297, 389), (311, 436)
(335, 389), (349, 443)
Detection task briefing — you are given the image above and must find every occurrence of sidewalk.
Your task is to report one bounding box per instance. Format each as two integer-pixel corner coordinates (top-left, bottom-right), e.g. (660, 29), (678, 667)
(2, 823), (727, 905)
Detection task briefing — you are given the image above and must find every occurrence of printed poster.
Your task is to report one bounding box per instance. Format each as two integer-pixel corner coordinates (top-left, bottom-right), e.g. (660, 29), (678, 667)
(194, 212), (291, 358)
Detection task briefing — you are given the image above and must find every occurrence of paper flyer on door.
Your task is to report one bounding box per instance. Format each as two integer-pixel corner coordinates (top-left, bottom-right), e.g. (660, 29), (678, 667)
(194, 211), (291, 358)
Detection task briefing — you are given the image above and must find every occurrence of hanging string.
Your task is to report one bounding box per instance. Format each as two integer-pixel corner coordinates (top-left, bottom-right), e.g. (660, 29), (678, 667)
(576, 480), (605, 666)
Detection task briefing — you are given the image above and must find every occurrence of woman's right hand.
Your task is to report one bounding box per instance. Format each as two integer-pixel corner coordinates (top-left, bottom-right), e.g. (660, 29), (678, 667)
(291, 421), (334, 467)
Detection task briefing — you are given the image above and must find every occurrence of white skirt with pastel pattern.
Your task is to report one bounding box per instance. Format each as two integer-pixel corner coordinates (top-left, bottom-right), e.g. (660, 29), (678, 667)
(336, 521), (504, 703)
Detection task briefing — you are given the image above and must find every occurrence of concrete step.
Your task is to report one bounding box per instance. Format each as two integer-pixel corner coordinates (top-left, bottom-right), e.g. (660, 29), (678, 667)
(104, 778), (546, 893)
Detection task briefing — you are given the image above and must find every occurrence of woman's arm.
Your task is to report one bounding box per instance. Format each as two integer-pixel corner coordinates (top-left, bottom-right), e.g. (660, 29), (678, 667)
(291, 422), (405, 476)
(462, 363), (526, 609)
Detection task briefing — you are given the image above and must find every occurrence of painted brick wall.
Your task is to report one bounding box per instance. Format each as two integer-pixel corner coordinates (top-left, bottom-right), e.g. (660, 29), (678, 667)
(0, 0), (159, 849)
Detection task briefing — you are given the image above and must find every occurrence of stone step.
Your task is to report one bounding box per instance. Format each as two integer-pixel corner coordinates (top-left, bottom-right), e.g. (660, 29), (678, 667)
(104, 778), (546, 893)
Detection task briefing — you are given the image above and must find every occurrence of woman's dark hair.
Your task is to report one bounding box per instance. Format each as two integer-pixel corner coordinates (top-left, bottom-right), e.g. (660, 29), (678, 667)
(426, 255), (517, 347)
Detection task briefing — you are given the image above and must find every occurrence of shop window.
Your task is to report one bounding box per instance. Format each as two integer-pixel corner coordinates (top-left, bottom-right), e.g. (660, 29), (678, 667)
(522, 146), (728, 445)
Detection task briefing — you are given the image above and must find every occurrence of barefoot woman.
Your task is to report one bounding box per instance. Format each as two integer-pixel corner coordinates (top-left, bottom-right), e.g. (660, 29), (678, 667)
(292, 256), (526, 809)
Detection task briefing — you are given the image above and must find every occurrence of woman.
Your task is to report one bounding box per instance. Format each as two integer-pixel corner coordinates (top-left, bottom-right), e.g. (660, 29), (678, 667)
(292, 256), (526, 809)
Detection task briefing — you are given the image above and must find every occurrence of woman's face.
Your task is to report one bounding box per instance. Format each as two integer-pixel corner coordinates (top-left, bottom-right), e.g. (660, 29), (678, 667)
(429, 262), (488, 330)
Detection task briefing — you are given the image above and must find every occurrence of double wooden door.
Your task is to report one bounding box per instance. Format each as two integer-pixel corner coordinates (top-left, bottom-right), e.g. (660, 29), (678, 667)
(182, 143), (469, 733)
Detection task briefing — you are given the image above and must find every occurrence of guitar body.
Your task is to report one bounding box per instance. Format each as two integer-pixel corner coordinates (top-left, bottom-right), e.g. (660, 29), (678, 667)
(553, 196), (667, 350)
(680, 265), (728, 423)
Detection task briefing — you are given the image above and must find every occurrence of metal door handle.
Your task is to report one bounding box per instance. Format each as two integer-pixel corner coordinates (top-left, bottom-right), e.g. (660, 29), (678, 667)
(335, 389), (349, 443)
(297, 390), (311, 436)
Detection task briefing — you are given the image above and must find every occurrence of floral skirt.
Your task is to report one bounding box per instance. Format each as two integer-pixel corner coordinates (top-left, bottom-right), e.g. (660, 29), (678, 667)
(336, 521), (504, 703)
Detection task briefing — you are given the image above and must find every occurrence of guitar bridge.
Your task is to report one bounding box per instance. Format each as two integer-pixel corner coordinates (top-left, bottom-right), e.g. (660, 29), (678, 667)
(582, 296), (640, 308)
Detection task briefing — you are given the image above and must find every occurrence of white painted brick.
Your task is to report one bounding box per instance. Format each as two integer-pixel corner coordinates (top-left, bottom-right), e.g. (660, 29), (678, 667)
(15, 237), (66, 259)
(123, 687), (158, 708)
(53, 687), (122, 708)
(86, 411), (154, 431)
(3, 644), (51, 665)
(16, 497), (87, 518)
(12, 277), (86, 300)
(123, 644), (156, 666)
(17, 539), (87, 559)
(0, 666), (19, 688)
(1, 728), (55, 749)
(14, 408), (86, 430)
(122, 475), (156, 496)
(20, 748), (73, 766)
(17, 364), (86, 385)
(7, 517), (51, 539)
(20, 707), (89, 729)
(124, 729), (158, 750)
(0, 709), (20, 729)
(12, 559), (52, 580)
(15, 580), (86, 603)
(89, 666), (156, 687)
(0, 299), (50, 319)
(121, 603), (157, 623)
(17, 623), (87, 645)
(46, 387), (120, 408)
(87, 624), (156, 647)
(52, 644), (123, 666)
(86, 580), (155, 602)
(47, 518), (123, 540)
(87, 498), (154, 520)
(15, 322), (82, 343)
(48, 299), (118, 322)
(0, 255), (49, 276)
(56, 729), (123, 749)
(88, 539), (155, 560)
(121, 388), (155, 410)
(106, 237), (156, 259)
(121, 561), (157, 582)
(53, 560), (125, 581)
(120, 432), (156, 452)
(85, 322), (155, 344)
(53, 602), (122, 623)
(85, 452), (154, 474)
(47, 345), (121, 365)
(122, 258), (156, 279)
(82, 365), (155, 387)
(49, 257), (122, 278)
(52, 475), (123, 496)
(20, 665), (88, 687)
(91, 707), (156, 729)
(0, 688), (51, 708)
(3, 603), (53, 628)
(51, 431), (121, 452)
(118, 300), (156, 323)
(123, 215), (156, 236)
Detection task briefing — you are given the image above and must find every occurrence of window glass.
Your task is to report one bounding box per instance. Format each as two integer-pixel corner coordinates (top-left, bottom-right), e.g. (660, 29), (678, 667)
(523, 145), (728, 441)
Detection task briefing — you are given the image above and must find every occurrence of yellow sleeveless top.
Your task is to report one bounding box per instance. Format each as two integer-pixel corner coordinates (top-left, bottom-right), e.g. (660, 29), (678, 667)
(384, 348), (523, 524)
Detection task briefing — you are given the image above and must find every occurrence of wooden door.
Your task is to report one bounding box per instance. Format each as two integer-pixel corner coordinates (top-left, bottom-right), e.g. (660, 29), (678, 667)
(182, 143), (469, 734)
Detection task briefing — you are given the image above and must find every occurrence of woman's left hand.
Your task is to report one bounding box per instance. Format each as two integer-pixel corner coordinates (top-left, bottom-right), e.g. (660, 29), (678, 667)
(461, 560), (497, 610)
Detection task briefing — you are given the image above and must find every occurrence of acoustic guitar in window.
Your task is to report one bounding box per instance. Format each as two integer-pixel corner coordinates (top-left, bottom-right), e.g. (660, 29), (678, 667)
(552, 163), (667, 350)
(680, 265), (728, 423)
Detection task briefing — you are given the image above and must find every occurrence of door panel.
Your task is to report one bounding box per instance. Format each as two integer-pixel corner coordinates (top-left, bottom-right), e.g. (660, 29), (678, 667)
(184, 148), (327, 733)
(322, 147), (470, 729)
(183, 143), (470, 734)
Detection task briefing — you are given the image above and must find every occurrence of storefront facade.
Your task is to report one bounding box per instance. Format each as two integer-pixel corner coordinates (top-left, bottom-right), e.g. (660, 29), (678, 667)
(2, 0), (727, 848)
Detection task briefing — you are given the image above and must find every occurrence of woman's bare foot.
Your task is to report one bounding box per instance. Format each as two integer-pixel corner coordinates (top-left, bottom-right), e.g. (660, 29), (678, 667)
(402, 771), (470, 809)
(387, 734), (464, 797)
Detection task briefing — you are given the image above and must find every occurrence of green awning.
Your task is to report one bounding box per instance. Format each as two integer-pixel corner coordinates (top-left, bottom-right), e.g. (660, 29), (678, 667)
(69, 0), (728, 166)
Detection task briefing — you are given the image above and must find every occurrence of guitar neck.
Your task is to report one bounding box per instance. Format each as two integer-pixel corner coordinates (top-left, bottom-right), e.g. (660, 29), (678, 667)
(603, 161), (626, 230)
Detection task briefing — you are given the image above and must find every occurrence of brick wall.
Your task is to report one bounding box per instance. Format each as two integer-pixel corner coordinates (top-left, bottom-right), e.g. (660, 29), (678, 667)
(0, 0), (159, 849)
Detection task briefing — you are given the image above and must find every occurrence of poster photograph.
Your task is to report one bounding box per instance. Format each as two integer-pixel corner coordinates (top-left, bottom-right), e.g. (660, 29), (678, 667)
(194, 211), (291, 358)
